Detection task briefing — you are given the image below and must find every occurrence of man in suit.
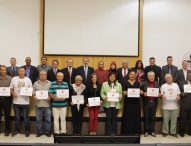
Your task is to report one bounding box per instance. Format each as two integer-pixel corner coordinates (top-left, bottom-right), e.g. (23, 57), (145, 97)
(7, 57), (19, 77)
(117, 60), (130, 86)
(47, 60), (61, 82)
(77, 58), (94, 85)
(177, 60), (191, 87)
(161, 56), (178, 84)
(62, 59), (77, 85)
(144, 57), (162, 85)
(22, 57), (38, 84)
(37, 56), (52, 72)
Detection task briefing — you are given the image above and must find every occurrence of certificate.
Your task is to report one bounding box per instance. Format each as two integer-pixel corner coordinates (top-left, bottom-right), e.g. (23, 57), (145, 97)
(88, 97), (100, 107)
(56, 89), (69, 98)
(36, 91), (48, 99)
(107, 92), (119, 102)
(0, 87), (11, 96)
(72, 95), (84, 104)
(20, 87), (33, 96)
(165, 90), (177, 100)
(184, 84), (191, 93)
(127, 88), (140, 98)
(147, 88), (159, 97)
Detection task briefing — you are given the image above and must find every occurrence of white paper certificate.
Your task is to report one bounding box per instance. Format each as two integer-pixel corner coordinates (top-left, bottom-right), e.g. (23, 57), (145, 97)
(107, 92), (119, 102)
(165, 90), (177, 100)
(0, 87), (11, 96)
(147, 88), (159, 97)
(56, 89), (69, 98)
(20, 87), (33, 96)
(88, 97), (100, 107)
(184, 84), (191, 93)
(36, 91), (48, 99)
(72, 95), (84, 104)
(127, 88), (140, 98)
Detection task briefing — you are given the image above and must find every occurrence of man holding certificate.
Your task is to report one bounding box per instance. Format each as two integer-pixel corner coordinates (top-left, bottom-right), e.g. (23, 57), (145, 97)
(10, 67), (32, 137)
(179, 72), (191, 137)
(69, 75), (86, 135)
(161, 74), (180, 138)
(33, 70), (51, 137)
(0, 65), (12, 136)
(49, 72), (69, 135)
(101, 72), (122, 136)
(141, 71), (161, 137)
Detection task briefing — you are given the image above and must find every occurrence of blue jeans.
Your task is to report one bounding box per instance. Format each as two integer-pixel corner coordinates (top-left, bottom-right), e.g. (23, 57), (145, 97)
(35, 107), (51, 134)
(13, 104), (30, 132)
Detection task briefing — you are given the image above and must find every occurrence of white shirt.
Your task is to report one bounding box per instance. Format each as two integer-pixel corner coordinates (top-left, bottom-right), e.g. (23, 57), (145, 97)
(161, 83), (180, 110)
(122, 68), (128, 77)
(183, 69), (187, 81)
(10, 76), (32, 105)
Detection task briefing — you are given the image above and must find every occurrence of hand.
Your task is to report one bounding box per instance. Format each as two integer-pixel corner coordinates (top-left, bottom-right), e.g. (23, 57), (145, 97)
(71, 102), (74, 105)
(104, 96), (108, 101)
(158, 93), (163, 97)
(162, 96), (166, 100)
(86, 104), (89, 107)
(144, 92), (147, 96)
(123, 91), (127, 95)
(13, 92), (17, 98)
(140, 90), (144, 95)
(176, 96), (180, 101)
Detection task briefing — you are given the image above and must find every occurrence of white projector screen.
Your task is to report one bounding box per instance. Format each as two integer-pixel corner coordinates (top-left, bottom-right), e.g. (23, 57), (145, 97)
(44, 0), (140, 56)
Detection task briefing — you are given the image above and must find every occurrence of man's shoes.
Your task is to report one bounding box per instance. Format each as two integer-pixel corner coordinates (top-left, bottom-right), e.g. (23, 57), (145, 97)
(12, 131), (19, 137)
(45, 133), (51, 137)
(170, 134), (178, 138)
(54, 133), (59, 136)
(5, 131), (10, 136)
(25, 132), (30, 137)
(36, 133), (43, 137)
(151, 132), (156, 137)
(144, 132), (149, 137)
(162, 133), (168, 137)
(179, 133), (184, 137)
(60, 133), (66, 136)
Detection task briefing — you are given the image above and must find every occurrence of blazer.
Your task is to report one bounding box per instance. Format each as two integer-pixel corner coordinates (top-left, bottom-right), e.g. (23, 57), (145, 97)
(177, 69), (191, 87)
(100, 81), (122, 109)
(7, 66), (19, 77)
(22, 65), (38, 84)
(47, 69), (61, 82)
(117, 68), (130, 86)
(161, 65), (178, 84)
(61, 67), (77, 85)
(77, 66), (94, 85)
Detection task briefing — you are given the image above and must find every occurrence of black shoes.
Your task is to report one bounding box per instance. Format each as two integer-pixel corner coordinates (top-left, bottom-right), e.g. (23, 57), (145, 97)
(162, 133), (168, 137)
(12, 131), (20, 137)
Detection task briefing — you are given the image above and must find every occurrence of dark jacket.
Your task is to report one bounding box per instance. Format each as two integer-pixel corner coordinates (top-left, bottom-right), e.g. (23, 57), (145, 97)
(77, 66), (94, 85)
(22, 65), (38, 84)
(62, 67), (77, 85)
(161, 65), (178, 84)
(47, 69), (61, 82)
(86, 83), (101, 104)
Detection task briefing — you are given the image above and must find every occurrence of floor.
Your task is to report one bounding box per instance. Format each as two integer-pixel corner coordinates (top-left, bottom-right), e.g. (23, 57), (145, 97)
(0, 134), (191, 144)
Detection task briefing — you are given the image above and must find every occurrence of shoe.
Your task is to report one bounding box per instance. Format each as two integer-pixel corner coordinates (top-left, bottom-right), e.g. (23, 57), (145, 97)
(179, 134), (184, 137)
(5, 131), (10, 136)
(12, 131), (19, 137)
(45, 133), (51, 137)
(144, 132), (149, 137)
(36, 133), (43, 137)
(170, 134), (178, 138)
(187, 133), (191, 136)
(25, 132), (30, 137)
(60, 133), (66, 136)
(54, 133), (59, 136)
(162, 133), (168, 137)
(151, 132), (156, 137)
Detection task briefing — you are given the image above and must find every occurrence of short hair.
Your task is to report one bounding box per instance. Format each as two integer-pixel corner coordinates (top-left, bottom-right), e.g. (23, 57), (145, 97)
(41, 56), (47, 60)
(122, 60), (129, 64)
(19, 67), (25, 71)
(98, 61), (104, 65)
(149, 57), (155, 60)
(75, 75), (83, 81)
(167, 56), (173, 60)
(56, 72), (64, 77)
(182, 60), (188, 64)
(10, 57), (16, 60)
(52, 60), (59, 64)
(0, 65), (7, 70)
(67, 58), (73, 62)
(165, 73), (172, 79)
(39, 70), (47, 74)
(147, 71), (155, 77)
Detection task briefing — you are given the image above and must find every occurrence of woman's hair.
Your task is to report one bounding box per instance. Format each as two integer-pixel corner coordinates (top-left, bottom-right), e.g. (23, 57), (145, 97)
(109, 61), (117, 70)
(135, 60), (144, 69)
(108, 72), (117, 86)
(89, 73), (99, 87)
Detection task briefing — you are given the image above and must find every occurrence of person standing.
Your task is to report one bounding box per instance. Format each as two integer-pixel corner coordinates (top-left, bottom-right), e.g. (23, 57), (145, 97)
(22, 57), (38, 84)
(77, 58), (94, 85)
(37, 56), (52, 72)
(101, 73), (122, 136)
(86, 74), (101, 135)
(10, 67), (32, 137)
(134, 60), (145, 85)
(121, 70), (142, 135)
(47, 60), (61, 82)
(33, 70), (51, 137)
(0, 65), (12, 136)
(49, 72), (69, 135)
(161, 74), (180, 138)
(7, 57), (19, 77)
(94, 61), (108, 85)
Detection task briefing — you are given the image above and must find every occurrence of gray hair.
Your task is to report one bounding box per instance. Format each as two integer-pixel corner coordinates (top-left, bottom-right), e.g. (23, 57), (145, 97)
(165, 73), (172, 79)
(147, 71), (155, 77)
(39, 70), (47, 74)
(122, 60), (129, 64)
(57, 72), (64, 77)
(75, 75), (83, 81)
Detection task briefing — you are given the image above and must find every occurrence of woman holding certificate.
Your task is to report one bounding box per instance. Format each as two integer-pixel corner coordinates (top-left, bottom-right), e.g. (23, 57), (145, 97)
(121, 70), (141, 135)
(69, 75), (86, 135)
(86, 74), (101, 135)
(100, 72), (122, 136)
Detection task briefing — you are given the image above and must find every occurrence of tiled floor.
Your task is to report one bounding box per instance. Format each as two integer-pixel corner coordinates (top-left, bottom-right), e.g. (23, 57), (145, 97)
(0, 134), (190, 144)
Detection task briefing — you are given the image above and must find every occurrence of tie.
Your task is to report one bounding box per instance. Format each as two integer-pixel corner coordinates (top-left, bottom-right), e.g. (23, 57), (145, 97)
(84, 66), (88, 80)
(12, 67), (16, 76)
(168, 67), (172, 74)
(54, 69), (57, 75)
(69, 68), (72, 84)
(124, 69), (127, 77)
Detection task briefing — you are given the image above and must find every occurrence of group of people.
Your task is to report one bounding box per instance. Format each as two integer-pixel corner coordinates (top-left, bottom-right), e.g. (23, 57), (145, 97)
(0, 56), (191, 139)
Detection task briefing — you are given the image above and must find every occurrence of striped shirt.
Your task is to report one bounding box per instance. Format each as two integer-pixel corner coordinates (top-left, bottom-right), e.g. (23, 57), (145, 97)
(49, 81), (69, 108)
